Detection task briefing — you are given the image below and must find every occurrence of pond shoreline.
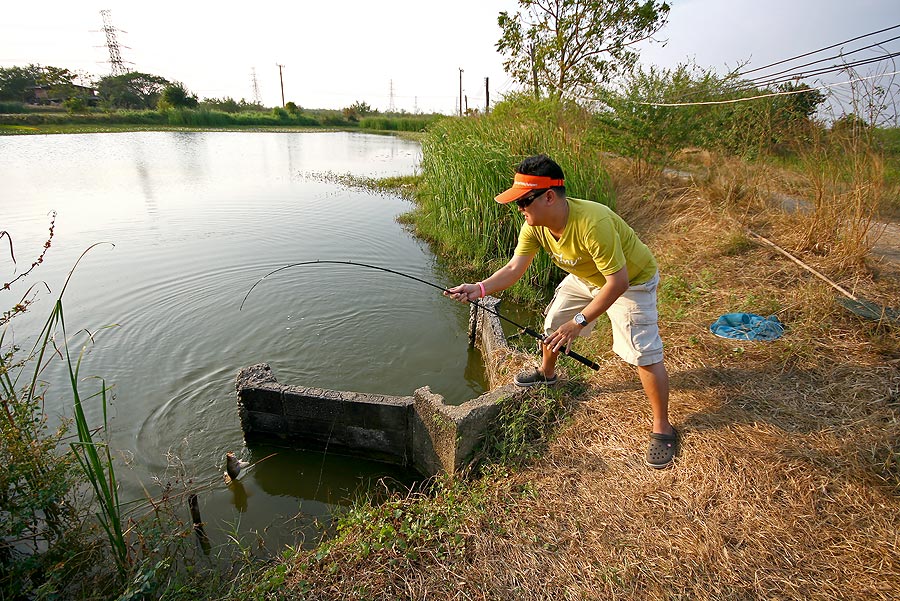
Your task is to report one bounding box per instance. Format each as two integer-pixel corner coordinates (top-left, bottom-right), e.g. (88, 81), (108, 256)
(0, 122), (427, 141)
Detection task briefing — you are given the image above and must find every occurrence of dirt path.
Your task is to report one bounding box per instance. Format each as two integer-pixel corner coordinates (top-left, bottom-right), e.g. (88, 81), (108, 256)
(872, 221), (900, 279)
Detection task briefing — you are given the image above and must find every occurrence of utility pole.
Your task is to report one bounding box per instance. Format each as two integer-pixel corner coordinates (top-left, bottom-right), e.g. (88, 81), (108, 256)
(528, 43), (540, 99)
(458, 68), (464, 116)
(276, 63), (285, 107)
(485, 77), (490, 114)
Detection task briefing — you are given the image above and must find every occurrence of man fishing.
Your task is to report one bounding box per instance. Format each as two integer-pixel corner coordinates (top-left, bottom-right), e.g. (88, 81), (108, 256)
(445, 154), (677, 468)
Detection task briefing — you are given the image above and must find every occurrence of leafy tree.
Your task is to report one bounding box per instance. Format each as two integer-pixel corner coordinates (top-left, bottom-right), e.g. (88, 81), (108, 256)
(36, 66), (79, 100)
(96, 72), (170, 109)
(201, 97), (242, 113)
(0, 65), (41, 102)
(832, 112), (870, 136)
(157, 82), (199, 110)
(0, 65), (81, 103)
(64, 96), (87, 113)
(777, 82), (826, 119)
(497, 0), (670, 100)
(342, 100), (374, 122)
(285, 101), (300, 114)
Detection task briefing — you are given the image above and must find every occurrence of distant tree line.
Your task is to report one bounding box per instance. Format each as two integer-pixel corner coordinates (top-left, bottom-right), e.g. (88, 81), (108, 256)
(0, 65), (435, 125)
(0, 65), (204, 111)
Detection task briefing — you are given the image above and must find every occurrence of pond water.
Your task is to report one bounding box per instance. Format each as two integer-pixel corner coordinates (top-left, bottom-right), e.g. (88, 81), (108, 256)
(0, 131), (497, 551)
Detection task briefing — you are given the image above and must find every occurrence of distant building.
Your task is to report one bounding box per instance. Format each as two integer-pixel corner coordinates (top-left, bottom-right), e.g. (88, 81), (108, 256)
(29, 84), (99, 106)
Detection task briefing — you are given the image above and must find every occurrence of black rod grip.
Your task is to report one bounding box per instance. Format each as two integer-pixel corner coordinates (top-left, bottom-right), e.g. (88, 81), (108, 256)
(522, 327), (600, 371)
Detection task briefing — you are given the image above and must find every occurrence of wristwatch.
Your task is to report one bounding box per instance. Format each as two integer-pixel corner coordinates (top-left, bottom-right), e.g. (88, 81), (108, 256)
(574, 313), (587, 326)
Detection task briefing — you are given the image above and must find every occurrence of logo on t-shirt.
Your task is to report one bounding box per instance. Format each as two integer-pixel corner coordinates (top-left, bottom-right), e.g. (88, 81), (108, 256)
(551, 250), (580, 267)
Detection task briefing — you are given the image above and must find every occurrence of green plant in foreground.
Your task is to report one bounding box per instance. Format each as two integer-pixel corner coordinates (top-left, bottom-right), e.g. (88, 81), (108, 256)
(1, 235), (130, 596)
(280, 388), (574, 595)
(486, 386), (572, 466)
(311, 475), (485, 569)
(33, 245), (128, 577)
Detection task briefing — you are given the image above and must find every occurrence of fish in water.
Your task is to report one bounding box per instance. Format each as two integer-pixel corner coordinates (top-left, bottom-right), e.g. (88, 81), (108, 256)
(224, 452), (250, 485)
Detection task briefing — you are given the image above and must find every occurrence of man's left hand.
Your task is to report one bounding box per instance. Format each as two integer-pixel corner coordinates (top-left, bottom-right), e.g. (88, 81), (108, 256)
(543, 321), (584, 354)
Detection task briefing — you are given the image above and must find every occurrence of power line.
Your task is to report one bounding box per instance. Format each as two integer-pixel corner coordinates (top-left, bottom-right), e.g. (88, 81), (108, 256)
(631, 70), (900, 107)
(736, 23), (900, 77)
(742, 50), (900, 91)
(738, 33), (900, 86)
(665, 35), (900, 104)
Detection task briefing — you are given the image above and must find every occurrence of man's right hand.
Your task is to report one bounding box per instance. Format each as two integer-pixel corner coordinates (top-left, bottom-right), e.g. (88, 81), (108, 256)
(444, 283), (481, 303)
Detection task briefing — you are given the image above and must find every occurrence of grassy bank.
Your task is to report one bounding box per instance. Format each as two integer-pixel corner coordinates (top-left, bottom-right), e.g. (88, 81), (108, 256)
(270, 152), (899, 601)
(0, 107), (441, 135)
(263, 97), (899, 598)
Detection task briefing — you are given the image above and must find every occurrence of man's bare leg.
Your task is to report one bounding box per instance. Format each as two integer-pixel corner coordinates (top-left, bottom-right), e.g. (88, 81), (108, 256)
(540, 344), (560, 379)
(637, 361), (673, 435)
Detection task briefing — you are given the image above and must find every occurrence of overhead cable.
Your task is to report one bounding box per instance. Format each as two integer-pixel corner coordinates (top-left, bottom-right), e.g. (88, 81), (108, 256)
(739, 34), (900, 85)
(630, 70), (900, 107)
(737, 23), (900, 77)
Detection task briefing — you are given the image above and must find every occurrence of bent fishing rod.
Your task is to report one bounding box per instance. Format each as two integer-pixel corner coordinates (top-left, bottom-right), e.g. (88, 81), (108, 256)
(240, 260), (600, 371)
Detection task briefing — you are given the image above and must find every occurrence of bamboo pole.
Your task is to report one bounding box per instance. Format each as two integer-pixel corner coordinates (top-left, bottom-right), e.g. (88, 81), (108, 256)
(747, 229), (858, 301)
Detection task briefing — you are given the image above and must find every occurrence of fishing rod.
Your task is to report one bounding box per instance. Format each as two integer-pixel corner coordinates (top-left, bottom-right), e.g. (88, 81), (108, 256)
(240, 260), (600, 371)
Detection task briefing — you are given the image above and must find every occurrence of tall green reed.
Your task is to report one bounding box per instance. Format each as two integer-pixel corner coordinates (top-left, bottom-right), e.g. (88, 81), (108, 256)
(2, 235), (130, 595)
(359, 115), (439, 132)
(14, 244), (128, 578)
(416, 96), (612, 300)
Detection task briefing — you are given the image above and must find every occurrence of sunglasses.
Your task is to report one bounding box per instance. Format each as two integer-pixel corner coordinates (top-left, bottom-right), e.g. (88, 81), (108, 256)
(515, 189), (548, 209)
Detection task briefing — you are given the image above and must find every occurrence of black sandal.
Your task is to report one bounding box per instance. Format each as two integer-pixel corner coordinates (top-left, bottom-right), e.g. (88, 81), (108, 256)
(646, 428), (678, 469)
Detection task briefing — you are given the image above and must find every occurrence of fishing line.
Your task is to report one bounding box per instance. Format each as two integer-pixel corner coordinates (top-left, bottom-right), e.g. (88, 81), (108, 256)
(240, 259), (600, 370)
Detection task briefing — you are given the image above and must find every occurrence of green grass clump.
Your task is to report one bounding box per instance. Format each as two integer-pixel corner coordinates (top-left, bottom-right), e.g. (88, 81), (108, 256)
(359, 115), (440, 132)
(163, 107), (319, 127)
(0, 101), (27, 113)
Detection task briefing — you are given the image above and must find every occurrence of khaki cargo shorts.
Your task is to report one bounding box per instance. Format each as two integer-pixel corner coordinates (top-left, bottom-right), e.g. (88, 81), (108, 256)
(544, 271), (664, 366)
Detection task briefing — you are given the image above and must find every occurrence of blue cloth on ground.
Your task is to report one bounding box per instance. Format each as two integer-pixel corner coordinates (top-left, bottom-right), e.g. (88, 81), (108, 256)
(709, 313), (784, 341)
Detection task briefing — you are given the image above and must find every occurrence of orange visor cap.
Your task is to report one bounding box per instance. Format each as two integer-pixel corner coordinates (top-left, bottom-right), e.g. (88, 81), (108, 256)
(494, 173), (565, 203)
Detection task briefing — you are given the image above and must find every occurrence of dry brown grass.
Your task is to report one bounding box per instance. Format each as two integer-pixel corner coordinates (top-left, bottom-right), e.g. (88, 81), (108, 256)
(281, 157), (900, 600)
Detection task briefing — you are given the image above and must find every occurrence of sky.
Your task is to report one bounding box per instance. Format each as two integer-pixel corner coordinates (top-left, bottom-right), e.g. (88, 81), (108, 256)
(2, 0), (899, 115)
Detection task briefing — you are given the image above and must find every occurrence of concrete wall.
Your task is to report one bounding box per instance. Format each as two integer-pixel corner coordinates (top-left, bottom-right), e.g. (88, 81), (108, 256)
(236, 296), (529, 476)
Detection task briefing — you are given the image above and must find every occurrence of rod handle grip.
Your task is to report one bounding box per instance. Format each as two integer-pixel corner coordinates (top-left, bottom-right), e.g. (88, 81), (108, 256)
(523, 328), (600, 371)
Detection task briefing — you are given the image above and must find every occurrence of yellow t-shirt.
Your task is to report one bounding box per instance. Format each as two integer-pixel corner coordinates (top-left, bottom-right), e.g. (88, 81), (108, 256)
(513, 197), (657, 287)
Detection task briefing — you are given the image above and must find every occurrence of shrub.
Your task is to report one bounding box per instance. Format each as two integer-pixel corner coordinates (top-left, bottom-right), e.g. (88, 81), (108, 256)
(157, 83), (199, 111)
(64, 96), (87, 114)
(0, 101), (26, 113)
(359, 116), (438, 132)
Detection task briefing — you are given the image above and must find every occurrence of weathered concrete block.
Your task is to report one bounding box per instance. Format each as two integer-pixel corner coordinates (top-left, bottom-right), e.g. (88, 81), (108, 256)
(236, 364), (284, 425)
(243, 410), (287, 437)
(451, 384), (521, 463)
(236, 293), (535, 477)
(236, 363), (278, 390)
(277, 384), (414, 462)
(341, 395), (411, 432)
(470, 297), (520, 389)
(242, 384), (283, 415)
(410, 387), (457, 476)
(410, 384), (524, 475)
(282, 386), (344, 421)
